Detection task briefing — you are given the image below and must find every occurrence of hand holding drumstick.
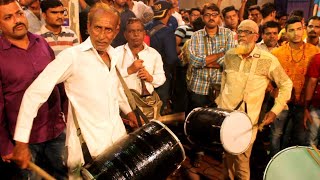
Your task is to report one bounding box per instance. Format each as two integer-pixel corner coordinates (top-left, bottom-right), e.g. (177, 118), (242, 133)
(259, 111), (277, 131)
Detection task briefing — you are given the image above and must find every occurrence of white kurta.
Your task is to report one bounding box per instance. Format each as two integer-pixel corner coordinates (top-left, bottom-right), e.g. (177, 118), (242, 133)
(14, 38), (131, 169)
(115, 43), (166, 94)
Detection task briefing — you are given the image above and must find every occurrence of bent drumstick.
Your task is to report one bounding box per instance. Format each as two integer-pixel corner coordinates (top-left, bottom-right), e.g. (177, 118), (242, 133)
(28, 162), (56, 180)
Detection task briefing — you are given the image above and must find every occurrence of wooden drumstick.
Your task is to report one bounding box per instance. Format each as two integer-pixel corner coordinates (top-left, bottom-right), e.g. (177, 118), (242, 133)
(28, 162), (56, 180)
(311, 144), (320, 157)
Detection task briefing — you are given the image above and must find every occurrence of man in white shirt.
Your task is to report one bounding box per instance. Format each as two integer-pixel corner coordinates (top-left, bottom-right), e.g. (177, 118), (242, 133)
(12, 2), (137, 177)
(126, 0), (153, 24)
(116, 17), (165, 97)
(24, 0), (43, 33)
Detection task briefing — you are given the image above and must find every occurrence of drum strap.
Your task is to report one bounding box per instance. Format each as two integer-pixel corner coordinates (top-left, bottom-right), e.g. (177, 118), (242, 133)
(233, 53), (260, 114)
(71, 104), (94, 165)
(115, 67), (150, 126)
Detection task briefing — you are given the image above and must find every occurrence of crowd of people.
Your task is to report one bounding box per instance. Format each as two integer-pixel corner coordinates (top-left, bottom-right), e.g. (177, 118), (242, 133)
(0, 0), (319, 180)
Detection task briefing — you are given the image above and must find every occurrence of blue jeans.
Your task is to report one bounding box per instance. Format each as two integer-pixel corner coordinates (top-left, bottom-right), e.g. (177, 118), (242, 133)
(282, 105), (308, 148)
(186, 90), (213, 115)
(307, 107), (320, 145)
(26, 131), (67, 180)
(270, 110), (289, 157)
(155, 74), (172, 113)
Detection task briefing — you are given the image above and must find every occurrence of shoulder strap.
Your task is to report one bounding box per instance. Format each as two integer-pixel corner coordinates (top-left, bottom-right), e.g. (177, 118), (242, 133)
(148, 23), (166, 37)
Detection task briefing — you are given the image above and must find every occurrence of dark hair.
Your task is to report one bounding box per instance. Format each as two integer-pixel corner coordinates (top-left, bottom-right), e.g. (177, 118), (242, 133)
(124, 17), (145, 31)
(201, 3), (220, 15)
(193, 17), (205, 31)
(40, 0), (63, 13)
(276, 12), (288, 19)
(189, 7), (201, 15)
(285, 16), (302, 30)
(0, 0), (16, 6)
(222, 5), (237, 18)
(248, 5), (260, 12)
(261, 3), (276, 18)
(289, 10), (304, 19)
(307, 16), (320, 25)
(261, 21), (280, 34)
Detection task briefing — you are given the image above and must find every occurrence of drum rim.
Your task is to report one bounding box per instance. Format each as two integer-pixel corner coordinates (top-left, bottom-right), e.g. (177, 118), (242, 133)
(150, 120), (186, 161)
(183, 107), (204, 145)
(263, 146), (314, 180)
(220, 111), (253, 155)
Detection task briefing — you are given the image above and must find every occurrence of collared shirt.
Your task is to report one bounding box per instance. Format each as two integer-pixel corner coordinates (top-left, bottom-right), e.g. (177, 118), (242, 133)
(14, 38), (131, 168)
(188, 27), (235, 95)
(216, 46), (292, 140)
(272, 42), (319, 102)
(0, 33), (65, 156)
(115, 43), (166, 94)
(145, 20), (179, 73)
(24, 9), (43, 33)
(36, 25), (79, 56)
(256, 40), (279, 52)
(172, 11), (185, 26)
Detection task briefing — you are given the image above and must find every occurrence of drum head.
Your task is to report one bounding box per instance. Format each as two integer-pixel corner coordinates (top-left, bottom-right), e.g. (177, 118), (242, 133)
(264, 146), (320, 180)
(220, 111), (252, 154)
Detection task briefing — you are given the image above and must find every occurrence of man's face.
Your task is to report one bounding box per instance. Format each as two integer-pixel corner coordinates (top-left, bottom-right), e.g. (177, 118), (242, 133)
(202, 9), (220, 29)
(0, 1), (28, 40)
(236, 26), (258, 54)
(28, 0), (41, 19)
(262, 27), (279, 48)
(18, 0), (33, 7)
(43, 6), (65, 28)
(189, 10), (200, 24)
(224, 10), (239, 30)
(124, 21), (145, 48)
(114, 0), (126, 7)
(87, 11), (119, 52)
(249, 9), (261, 23)
(307, 19), (320, 38)
(286, 22), (303, 43)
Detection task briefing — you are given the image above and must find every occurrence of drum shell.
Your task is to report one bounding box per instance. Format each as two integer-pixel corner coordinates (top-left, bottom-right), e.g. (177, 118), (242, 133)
(263, 146), (320, 180)
(82, 120), (185, 180)
(184, 107), (253, 154)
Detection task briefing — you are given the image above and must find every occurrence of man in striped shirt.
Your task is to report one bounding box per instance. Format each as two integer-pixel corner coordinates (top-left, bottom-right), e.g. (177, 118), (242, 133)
(37, 0), (78, 56)
(188, 3), (235, 112)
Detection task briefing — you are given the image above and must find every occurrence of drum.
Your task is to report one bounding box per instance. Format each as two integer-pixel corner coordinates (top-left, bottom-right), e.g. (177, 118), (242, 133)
(264, 146), (320, 180)
(184, 107), (253, 154)
(81, 120), (186, 180)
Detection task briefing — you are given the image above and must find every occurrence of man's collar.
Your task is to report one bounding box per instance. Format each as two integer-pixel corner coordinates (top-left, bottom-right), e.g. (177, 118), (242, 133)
(203, 26), (221, 37)
(1, 32), (40, 50)
(79, 37), (114, 54)
(40, 25), (68, 34)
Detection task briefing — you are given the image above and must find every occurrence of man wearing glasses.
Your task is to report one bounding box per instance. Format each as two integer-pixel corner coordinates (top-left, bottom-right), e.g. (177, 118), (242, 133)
(216, 20), (292, 180)
(187, 2), (235, 167)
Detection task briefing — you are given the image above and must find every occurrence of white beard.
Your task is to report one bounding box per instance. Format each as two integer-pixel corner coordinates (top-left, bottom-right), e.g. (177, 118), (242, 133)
(235, 42), (255, 55)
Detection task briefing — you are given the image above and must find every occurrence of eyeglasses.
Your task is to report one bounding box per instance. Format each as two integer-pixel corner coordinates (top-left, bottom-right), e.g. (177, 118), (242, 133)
(237, 30), (256, 35)
(203, 13), (219, 18)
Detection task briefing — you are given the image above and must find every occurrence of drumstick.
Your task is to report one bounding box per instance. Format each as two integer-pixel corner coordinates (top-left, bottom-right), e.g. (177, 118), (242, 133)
(28, 162), (56, 180)
(234, 122), (266, 140)
(311, 144), (320, 157)
(306, 148), (320, 166)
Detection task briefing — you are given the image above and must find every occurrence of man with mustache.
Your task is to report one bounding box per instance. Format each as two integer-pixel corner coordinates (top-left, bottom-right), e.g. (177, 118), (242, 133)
(216, 20), (292, 180)
(12, 2), (138, 178)
(188, 2), (235, 167)
(305, 16), (320, 47)
(37, 0), (79, 56)
(0, 0), (67, 179)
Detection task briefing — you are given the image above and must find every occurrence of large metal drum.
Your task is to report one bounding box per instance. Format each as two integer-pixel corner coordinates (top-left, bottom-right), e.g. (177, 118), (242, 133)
(81, 120), (186, 180)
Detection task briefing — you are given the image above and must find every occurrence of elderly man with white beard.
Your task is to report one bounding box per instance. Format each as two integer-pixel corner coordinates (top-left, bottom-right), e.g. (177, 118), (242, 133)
(215, 19), (293, 180)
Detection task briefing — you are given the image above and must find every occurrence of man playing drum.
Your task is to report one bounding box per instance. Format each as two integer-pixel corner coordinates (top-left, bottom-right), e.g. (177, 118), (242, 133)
(215, 19), (293, 180)
(12, 2), (138, 178)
